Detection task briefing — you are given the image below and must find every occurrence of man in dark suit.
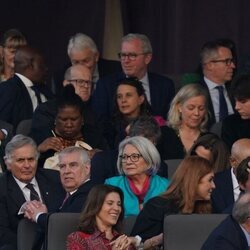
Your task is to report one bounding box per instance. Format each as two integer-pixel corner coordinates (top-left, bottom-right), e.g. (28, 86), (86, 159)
(202, 192), (250, 249)
(23, 146), (93, 248)
(0, 135), (64, 250)
(0, 46), (53, 131)
(52, 33), (121, 95)
(200, 39), (236, 126)
(212, 138), (250, 213)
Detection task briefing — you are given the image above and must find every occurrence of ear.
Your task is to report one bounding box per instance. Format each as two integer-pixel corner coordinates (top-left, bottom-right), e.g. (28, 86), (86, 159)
(239, 183), (246, 191)
(94, 52), (99, 63)
(4, 157), (11, 171)
(138, 95), (145, 105)
(230, 156), (237, 169)
(145, 53), (152, 65)
(85, 162), (91, 176)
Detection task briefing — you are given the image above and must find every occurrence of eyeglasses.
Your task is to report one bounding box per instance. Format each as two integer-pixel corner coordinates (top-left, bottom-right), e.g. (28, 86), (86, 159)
(118, 52), (146, 61)
(210, 58), (235, 66)
(119, 153), (142, 163)
(67, 79), (92, 87)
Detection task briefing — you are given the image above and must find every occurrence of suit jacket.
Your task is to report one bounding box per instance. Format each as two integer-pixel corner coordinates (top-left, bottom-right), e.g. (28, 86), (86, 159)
(211, 169), (235, 213)
(92, 72), (175, 121)
(221, 113), (250, 150)
(0, 169), (65, 249)
(199, 78), (235, 127)
(0, 75), (53, 130)
(202, 215), (249, 250)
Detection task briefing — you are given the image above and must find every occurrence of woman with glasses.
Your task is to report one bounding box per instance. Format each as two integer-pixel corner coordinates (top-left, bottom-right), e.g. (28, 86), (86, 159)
(131, 155), (215, 249)
(105, 77), (152, 149)
(105, 136), (169, 216)
(0, 29), (27, 82)
(159, 83), (209, 160)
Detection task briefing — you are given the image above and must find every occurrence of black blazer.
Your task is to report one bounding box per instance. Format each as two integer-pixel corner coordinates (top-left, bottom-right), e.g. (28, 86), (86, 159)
(0, 169), (65, 249)
(202, 215), (248, 250)
(0, 75), (53, 130)
(211, 168), (235, 213)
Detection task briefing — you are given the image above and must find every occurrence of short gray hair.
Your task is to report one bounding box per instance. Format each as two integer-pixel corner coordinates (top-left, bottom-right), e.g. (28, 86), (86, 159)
(117, 136), (160, 175)
(121, 33), (152, 54)
(233, 192), (250, 224)
(58, 146), (90, 166)
(5, 135), (39, 162)
(67, 33), (98, 55)
(167, 84), (209, 132)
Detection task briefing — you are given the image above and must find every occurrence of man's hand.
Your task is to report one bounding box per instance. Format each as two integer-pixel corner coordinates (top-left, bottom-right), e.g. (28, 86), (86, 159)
(23, 200), (48, 222)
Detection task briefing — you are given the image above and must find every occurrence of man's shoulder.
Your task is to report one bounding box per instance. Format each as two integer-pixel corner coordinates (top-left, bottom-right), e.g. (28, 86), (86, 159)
(223, 113), (243, 125)
(148, 72), (174, 85)
(0, 75), (23, 91)
(36, 168), (60, 182)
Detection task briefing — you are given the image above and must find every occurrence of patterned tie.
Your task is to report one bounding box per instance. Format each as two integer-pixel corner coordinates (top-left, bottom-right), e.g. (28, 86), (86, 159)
(31, 85), (42, 104)
(26, 183), (40, 201)
(216, 86), (228, 121)
(60, 192), (70, 209)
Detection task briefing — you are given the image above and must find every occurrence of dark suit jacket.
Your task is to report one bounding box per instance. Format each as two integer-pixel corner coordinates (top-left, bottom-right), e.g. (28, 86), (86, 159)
(52, 58), (122, 95)
(92, 72), (175, 121)
(211, 169), (235, 213)
(199, 78), (235, 127)
(202, 215), (248, 250)
(0, 75), (53, 130)
(0, 169), (65, 249)
(91, 149), (168, 185)
(221, 113), (250, 150)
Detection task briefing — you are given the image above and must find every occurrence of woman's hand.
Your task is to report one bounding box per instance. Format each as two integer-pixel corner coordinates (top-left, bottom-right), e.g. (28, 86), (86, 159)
(38, 137), (64, 153)
(110, 234), (136, 250)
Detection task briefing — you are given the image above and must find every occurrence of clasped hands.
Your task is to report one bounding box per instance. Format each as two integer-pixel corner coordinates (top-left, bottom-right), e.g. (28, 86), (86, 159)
(21, 200), (48, 222)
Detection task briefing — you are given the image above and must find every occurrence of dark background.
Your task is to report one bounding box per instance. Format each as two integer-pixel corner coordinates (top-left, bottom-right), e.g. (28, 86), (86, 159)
(1, 0), (250, 76)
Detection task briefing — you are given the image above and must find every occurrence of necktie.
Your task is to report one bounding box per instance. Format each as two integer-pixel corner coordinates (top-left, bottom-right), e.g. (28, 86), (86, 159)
(60, 192), (70, 209)
(26, 183), (40, 201)
(31, 85), (42, 104)
(216, 86), (228, 121)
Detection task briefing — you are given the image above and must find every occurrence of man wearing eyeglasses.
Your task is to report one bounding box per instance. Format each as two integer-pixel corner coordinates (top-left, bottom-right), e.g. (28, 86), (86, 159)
(200, 39), (236, 126)
(92, 33), (175, 146)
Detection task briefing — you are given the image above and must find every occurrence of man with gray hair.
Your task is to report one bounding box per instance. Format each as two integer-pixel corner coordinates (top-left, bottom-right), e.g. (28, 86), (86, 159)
(53, 33), (121, 95)
(202, 192), (250, 249)
(0, 135), (64, 250)
(92, 33), (175, 145)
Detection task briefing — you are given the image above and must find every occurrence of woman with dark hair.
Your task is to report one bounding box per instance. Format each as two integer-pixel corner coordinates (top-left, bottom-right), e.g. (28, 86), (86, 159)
(67, 184), (136, 249)
(187, 133), (230, 173)
(106, 77), (152, 148)
(131, 156), (215, 249)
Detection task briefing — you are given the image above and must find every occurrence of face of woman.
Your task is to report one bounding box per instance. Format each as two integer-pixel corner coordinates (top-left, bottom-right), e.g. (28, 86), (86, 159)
(55, 106), (83, 139)
(3, 45), (16, 69)
(96, 192), (122, 229)
(116, 84), (144, 118)
(121, 144), (148, 177)
(196, 172), (215, 200)
(179, 95), (206, 129)
(195, 145), (212, 161)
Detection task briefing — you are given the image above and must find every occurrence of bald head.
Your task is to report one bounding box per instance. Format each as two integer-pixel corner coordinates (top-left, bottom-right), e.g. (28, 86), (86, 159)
(231, 139), (250, 168)
(63, 64), (92, 102)
(14, 46), (46, 83)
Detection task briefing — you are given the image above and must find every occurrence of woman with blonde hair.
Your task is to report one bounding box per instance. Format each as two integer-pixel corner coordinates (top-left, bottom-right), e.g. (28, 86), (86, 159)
(131, 156), (215, 249)
(159, 83), (210, 160)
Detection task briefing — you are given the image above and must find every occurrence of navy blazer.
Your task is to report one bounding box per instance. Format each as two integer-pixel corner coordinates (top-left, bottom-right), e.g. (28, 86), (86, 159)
(202, 215), (248, 250)
(0, 169), (64, 249)
(211, 168), (235, 213)
(199, 78), (235, 127)
(92, 71), (175, 121)
(0, 75), (53, 130)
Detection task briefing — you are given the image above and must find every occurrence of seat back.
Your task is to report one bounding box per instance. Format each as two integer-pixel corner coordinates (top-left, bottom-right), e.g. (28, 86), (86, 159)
(46, 213), (80, 250)
(209, 121), (222, 137)
(17, 219), (37, 250)
(164, 159), (182, 178)
(15, 119), (32, 136)
(164, 214), (228, 250)
(123, 215), (137, 235)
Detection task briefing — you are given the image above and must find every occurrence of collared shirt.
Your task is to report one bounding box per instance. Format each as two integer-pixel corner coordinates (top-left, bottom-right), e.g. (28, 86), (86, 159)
(231, 167), (240, 201)
(240, 225), (250, 246)
(204, 77), (234, 122)
(140, 73), (150, 104)
(69, 178), (90, 195)
(15, 73), (47, 111)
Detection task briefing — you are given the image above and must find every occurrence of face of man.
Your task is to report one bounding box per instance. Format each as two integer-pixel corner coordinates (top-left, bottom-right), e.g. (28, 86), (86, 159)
(30, 54), (47, 84)
(69, 48), (99, 75)
(59, 151), (90, 192)
(120, 38), (152, 79)
(235, 99), (250, 120)
(63, 65), (92, 102)
(5, 144), (38, 183)
(204, 47), (235, 84)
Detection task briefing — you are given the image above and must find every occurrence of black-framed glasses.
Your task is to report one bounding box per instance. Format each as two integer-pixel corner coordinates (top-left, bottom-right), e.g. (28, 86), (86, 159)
(119, 153), (142, 163)
(67, 79), (92, 87)
(118, 52), (146, 61)
(210, 58), (235, 66)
